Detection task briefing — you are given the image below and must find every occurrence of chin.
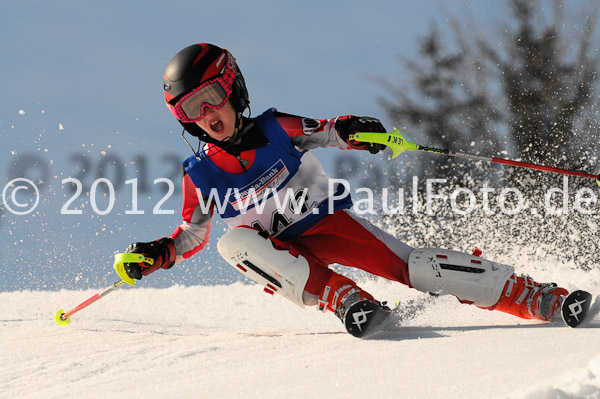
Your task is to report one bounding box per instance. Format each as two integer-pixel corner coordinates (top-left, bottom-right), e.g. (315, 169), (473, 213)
(214, 134), (233, 143)
(222, 131), (236, 141)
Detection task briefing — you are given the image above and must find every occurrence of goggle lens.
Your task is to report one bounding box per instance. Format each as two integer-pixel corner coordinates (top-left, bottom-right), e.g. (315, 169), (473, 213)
(180, 81), (228, 121)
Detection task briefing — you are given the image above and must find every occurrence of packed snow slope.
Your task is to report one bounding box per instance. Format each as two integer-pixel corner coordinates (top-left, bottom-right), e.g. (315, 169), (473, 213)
(2, 266), (600, 399)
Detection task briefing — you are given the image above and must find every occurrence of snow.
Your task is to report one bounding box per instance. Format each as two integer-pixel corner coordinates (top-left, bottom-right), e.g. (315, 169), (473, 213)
(2, 278), (599, 399)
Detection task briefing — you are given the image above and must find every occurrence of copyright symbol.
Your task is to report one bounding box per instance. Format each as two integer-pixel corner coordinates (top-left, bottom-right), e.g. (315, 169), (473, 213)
(2, 178), (40, 215)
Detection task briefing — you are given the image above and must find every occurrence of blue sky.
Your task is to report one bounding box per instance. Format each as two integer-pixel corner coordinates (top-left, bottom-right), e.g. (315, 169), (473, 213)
(2, 1), (504, 124)
(0, 1), (532, 290)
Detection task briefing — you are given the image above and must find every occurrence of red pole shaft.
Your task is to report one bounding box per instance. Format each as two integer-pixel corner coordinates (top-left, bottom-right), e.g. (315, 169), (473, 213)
(62, 294), (102, 319)
(422, 145), (600, 180)
(491, 157), (599, 180)
(60, 280), (125, 320)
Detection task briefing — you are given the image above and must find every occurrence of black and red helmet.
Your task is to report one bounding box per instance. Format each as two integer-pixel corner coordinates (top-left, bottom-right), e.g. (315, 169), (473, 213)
(163, 43), (249, 139)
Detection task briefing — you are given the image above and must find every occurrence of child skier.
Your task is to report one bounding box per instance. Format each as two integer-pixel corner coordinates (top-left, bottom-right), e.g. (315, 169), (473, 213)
(122, 43), (568, 336)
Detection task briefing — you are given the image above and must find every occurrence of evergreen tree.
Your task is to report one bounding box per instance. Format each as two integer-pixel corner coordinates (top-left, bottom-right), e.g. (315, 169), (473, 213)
(378, 0), (600, 177)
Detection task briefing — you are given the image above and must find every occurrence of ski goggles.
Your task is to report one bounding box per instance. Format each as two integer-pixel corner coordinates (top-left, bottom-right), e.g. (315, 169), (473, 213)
(167, 60), (236, 123)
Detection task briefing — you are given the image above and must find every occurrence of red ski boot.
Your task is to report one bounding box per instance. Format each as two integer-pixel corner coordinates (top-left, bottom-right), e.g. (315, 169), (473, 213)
(490, 274), (568, 321)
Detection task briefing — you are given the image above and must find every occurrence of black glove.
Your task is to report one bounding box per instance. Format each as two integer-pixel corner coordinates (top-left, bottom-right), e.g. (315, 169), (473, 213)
(124, 237), (176, 280)
(335, 115), (387, 154)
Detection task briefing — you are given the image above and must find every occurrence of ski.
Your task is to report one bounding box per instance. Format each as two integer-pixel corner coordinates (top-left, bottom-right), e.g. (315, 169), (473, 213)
(561, 290), (593, 328)
(343, 300), (392, 338)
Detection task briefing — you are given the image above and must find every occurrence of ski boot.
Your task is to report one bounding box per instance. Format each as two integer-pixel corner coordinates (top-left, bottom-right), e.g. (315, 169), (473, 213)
(492, 274), (568, 321)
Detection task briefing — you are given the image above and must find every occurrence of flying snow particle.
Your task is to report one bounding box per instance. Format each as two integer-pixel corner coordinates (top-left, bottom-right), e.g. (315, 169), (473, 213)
(59, 123), (64, 130)
(18, 110), (25, 115)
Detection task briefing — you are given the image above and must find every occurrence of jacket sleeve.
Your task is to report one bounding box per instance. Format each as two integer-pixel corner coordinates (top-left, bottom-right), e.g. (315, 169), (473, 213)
(169, 173), (213, 264)
(273, 111), (352, 150)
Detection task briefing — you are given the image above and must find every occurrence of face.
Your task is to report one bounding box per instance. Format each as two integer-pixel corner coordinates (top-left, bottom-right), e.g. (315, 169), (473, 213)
(195, 101), (238, 143)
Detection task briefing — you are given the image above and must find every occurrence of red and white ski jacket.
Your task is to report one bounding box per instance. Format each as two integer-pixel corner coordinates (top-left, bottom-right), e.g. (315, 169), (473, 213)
(168, 109), (368, 264)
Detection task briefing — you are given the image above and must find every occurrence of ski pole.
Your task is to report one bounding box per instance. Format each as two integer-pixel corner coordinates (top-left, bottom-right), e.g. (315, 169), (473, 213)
(350, 129), (600, 183)
(55, 253), (154, 326)
(55, 279), (126, 325)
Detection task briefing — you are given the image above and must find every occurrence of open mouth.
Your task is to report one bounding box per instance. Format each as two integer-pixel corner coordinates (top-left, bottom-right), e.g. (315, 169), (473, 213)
(210, 119), (224, 133)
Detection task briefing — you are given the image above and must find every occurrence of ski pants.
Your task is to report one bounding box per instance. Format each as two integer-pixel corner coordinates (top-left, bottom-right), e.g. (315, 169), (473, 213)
(275, 209), (413, 296)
